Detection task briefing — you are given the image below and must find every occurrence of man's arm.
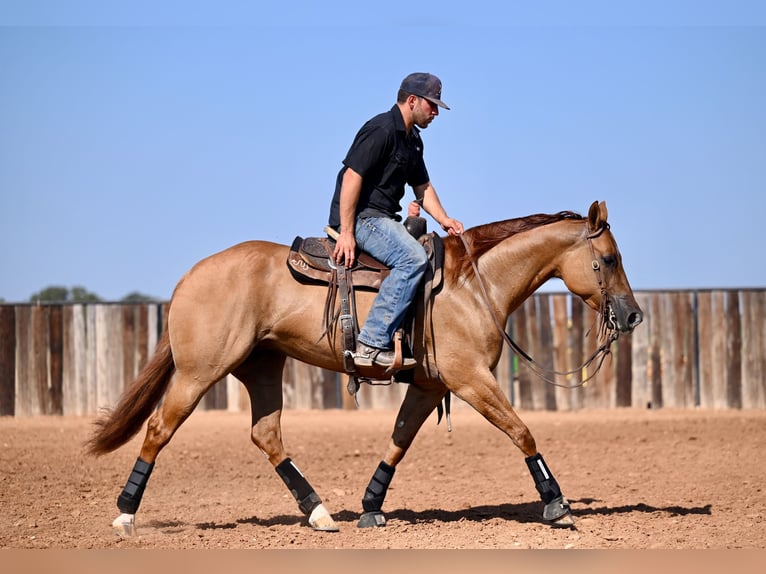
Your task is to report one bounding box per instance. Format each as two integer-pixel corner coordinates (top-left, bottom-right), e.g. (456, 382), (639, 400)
(333, 167), (363, 267)
(414, 182), (464, 236)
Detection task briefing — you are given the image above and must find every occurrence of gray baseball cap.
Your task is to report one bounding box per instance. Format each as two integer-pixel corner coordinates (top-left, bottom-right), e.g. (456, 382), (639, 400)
(400, 72), (450, 110)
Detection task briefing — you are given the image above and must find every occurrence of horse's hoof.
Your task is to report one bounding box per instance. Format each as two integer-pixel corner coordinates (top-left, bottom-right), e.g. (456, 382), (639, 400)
(550, 511), (576, 528)
(543, 496), (576, 528)
(112, 513), (136, 537)
(357, 511), (386, 528)
(308, 504), (339, 532)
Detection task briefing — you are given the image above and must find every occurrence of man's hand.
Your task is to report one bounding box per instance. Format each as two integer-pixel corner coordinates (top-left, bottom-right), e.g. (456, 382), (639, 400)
(441, 217), (464, 236)
(333, 231), (357, 268)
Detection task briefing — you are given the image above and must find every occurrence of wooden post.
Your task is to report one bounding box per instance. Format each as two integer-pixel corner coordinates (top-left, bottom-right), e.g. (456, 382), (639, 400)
(551, 294), (572, 411)
(16, 306), (51, 416)
(511, 302), (533, 410)
(569, 297), (584, 410)
(581, 305), (602, 408)
(615, 335), (632, 407)
(85, 305), (98, 414)
(659, 292), (678, 407)
(535, 294), (557, 411)
(136, 304), (149, 373)
(648, 292), (663, 409)
(62, 305), (86, 416)
(0, 306), (16, 416)
(73, 304), (88, 415)
(48, 305), (64, 415)
(696, 291), (714, 408)
(725, 291), (742, 409)
(32, 306), (51, 415)
(741, 290), (766, 408)
(711, 291), (727, 409)
(95, 305), (125, 412)
(122, 305), (137, 387)
(630, 292), (652, 408)
(663, 292), (695, 407)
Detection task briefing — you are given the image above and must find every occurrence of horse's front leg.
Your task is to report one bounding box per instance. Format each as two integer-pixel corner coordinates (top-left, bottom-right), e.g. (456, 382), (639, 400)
(449, 368), (574, 527)
(358, 382), (447, 528)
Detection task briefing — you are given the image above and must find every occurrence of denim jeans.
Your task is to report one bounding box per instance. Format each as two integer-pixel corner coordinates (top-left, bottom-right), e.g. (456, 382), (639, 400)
(353, 216), (429, 349)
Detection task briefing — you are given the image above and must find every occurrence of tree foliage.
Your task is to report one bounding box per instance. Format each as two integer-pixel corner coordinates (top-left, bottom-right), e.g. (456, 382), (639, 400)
(29, 285), (102, 303)
(25, 286), (161, 303)
(120, 291), (160, 303)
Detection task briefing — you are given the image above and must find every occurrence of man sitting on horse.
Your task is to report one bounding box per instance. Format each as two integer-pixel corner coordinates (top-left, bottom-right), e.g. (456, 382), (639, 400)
(328, 72), (464, 370)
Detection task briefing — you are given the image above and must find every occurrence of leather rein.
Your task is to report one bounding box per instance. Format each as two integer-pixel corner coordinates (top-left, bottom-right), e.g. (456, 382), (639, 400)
(459, 223), (618, 389)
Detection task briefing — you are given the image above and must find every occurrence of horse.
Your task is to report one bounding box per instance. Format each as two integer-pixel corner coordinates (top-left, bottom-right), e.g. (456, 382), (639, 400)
(86, 200), (643, 536)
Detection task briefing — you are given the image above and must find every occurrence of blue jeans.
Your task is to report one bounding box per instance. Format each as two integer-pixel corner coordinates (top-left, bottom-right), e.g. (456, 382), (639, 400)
(353, 217), (428, 349)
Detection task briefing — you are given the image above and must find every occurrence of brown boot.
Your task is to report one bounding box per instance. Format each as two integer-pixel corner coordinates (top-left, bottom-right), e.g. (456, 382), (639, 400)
(353, 343), (416, 370)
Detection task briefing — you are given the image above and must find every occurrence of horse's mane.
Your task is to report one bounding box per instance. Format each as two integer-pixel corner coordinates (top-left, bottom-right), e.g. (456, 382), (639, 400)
(446, 210), (585, 282)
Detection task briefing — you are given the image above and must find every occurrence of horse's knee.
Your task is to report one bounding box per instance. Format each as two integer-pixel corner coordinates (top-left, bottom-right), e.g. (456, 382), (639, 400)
(513, 426), (537, 456)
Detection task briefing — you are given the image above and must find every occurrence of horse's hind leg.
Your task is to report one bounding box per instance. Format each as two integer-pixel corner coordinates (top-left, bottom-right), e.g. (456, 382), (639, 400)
(112, 370), (217, 536)
(235, 350), (339, 532)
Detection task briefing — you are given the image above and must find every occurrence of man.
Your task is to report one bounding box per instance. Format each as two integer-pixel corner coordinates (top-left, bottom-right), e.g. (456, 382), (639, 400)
(328, 72), (464, 370)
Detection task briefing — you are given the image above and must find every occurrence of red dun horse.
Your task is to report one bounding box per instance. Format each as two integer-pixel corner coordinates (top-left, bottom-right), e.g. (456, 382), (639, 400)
(87, 200), (642, 535)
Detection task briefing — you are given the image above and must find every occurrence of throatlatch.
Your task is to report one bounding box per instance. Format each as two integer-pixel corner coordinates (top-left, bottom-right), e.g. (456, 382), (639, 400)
(276, 458), (322, 516)
(116, 457), (154, 514)
(525, 453), (571, 522)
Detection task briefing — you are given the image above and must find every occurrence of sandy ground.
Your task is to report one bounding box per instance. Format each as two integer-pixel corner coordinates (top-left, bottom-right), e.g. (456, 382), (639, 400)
(1, 406), (765, 550)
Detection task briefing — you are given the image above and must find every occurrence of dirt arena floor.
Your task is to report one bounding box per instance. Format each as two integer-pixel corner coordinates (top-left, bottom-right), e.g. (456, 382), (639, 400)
(1, 405), (765, 550)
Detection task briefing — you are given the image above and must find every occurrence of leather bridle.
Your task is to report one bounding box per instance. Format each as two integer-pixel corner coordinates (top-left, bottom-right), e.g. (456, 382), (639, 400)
(460, 224), (617, 389)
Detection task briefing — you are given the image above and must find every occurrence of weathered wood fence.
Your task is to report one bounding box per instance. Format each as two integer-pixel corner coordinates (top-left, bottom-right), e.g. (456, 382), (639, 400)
(1, 289), (764, 417)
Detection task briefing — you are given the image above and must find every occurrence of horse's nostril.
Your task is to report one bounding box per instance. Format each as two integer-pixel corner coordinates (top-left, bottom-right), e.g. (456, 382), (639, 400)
(629, 311), (643, 327)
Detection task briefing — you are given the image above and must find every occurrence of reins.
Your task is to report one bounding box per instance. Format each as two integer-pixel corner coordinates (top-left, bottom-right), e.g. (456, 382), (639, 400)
(459, 226), (617, 389)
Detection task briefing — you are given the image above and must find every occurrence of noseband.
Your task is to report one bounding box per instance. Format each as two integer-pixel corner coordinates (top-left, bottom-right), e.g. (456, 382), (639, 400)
(460, 224), (617, 389)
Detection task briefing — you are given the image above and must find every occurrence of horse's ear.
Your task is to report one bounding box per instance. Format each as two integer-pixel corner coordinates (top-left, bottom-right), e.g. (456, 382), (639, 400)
(587, 200), (608, 232)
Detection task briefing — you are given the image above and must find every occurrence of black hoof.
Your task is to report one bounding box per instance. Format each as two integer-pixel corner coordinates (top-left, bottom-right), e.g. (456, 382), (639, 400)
(357, 511), (386, 528)
(543, 496), (574, 525)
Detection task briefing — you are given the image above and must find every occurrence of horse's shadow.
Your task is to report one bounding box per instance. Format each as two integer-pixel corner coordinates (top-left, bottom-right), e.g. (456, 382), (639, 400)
(191, 498), (712, 531)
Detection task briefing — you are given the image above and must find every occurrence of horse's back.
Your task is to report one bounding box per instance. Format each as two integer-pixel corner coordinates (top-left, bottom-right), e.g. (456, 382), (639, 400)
(168, 239), (343, 359)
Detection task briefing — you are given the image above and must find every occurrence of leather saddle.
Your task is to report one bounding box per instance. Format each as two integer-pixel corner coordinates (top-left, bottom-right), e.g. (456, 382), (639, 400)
(287, 224), (443, 293)
(286, 218), (444, 378)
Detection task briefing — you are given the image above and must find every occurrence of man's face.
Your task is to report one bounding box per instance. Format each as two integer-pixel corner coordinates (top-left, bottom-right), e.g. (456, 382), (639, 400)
(413, 96), (439, 129)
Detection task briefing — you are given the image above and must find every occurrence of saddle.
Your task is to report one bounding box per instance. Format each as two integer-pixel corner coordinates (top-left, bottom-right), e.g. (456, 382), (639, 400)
(287, 218), (444, 379)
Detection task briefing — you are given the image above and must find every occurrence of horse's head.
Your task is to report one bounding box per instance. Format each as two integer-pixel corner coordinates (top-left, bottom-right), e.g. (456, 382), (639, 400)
(559, 201), (643, 334)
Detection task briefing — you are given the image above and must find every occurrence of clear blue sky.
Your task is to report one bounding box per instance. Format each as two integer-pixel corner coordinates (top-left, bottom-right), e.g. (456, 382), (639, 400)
(2, 2), (765, 302)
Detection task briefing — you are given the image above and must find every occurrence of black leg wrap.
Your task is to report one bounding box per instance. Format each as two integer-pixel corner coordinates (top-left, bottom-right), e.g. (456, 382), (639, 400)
(526, 453), (571, 522)
(362, 461), (395, 513)
(357, 461), (395, 528)
(116, 457), (155, 514)
(276, 458), (322, 516)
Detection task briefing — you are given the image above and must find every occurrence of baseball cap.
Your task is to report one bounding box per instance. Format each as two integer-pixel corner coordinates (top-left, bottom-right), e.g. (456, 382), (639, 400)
(400, 72), (450, 110)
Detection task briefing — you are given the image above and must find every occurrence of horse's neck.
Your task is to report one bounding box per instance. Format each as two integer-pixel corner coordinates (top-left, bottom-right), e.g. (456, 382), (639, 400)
(479, 221), (579, 315)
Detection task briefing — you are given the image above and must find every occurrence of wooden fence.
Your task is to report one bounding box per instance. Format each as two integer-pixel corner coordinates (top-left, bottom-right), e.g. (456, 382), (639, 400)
(1, 289), (764, 417)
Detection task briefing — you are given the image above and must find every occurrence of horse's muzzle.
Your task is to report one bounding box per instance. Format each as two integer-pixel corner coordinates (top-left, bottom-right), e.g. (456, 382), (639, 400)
(605, 296), (643, 333)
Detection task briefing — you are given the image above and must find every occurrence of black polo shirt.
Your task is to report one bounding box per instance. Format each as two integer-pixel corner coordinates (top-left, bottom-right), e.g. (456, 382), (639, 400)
(328, 104), (430, 228)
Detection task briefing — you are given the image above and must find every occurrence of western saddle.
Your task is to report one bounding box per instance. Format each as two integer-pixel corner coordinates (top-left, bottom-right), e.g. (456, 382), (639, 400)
(286, 217), (444, 391)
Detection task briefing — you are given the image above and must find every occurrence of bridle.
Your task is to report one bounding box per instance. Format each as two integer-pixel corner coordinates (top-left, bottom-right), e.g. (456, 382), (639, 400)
(459, 222), (618, 389)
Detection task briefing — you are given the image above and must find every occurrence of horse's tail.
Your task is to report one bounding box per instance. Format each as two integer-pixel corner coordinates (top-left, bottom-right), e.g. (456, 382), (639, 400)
(85, 329), (175, 456)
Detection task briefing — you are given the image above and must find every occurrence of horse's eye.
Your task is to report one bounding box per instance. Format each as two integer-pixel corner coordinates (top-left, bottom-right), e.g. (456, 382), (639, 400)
(602, 254), (617, 268)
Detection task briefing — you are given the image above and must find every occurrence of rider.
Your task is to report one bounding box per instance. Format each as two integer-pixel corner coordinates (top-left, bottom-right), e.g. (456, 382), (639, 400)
(328, 72), (464, 370)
